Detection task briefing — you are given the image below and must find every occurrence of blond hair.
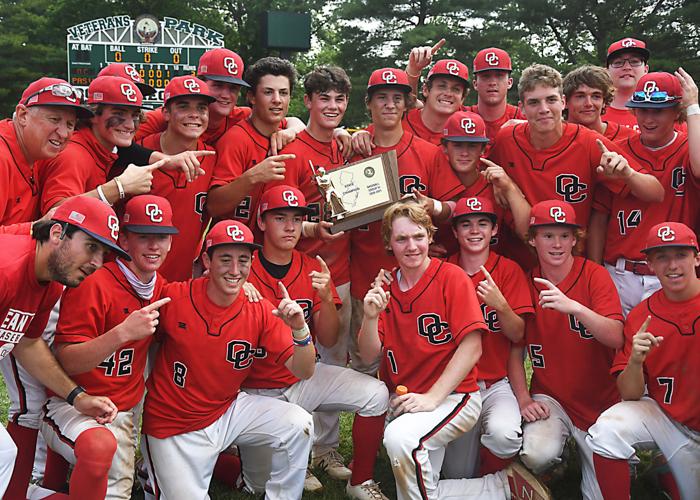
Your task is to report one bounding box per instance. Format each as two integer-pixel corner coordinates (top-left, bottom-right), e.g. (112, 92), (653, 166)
(381, 200), (436, 252)
(518, 64), (562, 101)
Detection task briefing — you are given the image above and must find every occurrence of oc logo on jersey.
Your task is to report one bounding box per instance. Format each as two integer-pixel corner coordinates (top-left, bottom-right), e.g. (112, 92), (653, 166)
(194, 192), (207, 221)
(226, 340), (266, 370)
(120, 83), (138, 102)
(485, 52), (499, 66)
(282, 190), (299, 206)
(480, 303), (500, 333)
(107, 215), (120, 241)
(226, 225), (245, 242)
(417, 313), (452, 345)
(568, 314), (593, 339)
(446, 61), (460, 76)
(145, 203), (163, 223)
(399, 175), (427, 195)
(555, 174), (587, 203)
(461, 117), (476, 134)
(223, 57), (238, 75)
(382, 70), (397, 84)
(183, 79), (201, 93)
(671, 166), (686, 195)
(657, 225), (675, 242)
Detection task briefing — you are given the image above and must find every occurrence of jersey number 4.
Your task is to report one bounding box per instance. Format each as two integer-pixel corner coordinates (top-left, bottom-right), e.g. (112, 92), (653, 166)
(657, 377), (674, 404)
(616, 209), (641, 235)
(98, 349), (134, 376)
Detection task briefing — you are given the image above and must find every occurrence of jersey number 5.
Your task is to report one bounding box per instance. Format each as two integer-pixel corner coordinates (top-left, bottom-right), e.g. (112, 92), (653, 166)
(528, 344), (545, 368)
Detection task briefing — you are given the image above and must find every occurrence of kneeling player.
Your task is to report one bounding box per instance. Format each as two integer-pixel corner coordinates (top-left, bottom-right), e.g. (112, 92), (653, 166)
(41, 195), (176, 500)
(587, 222), (700, 499)
(141, 220), (316, 500)
(358, 200), (485, 500)
(240, 186), (389, 499)
(442, 197), (533, 479)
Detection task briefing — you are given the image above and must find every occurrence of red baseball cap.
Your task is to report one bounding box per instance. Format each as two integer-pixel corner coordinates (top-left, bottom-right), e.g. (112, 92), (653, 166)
(258, 185), (315, 227)
(197, 48), (249, 87)
(163, 76), (216, 105)
(626, 72), (682, 109)
(98, 63), (156, 96)
(452, 196), (497, 224)
(606, 38), (650, 64)
(20, 77), (92, 118)
(205, 220), (261, 252)
(88, 76), (144, 108)
(427, 59), (469, 86)
(473, 48), (512, 73)
(52, 196), (130, 260)
(642, 222), (699, 254)
(442, 111), (489, 143)
(122, 195), (178, 235)
(529, 200), (580, 228)
(367, 68), (412, 94)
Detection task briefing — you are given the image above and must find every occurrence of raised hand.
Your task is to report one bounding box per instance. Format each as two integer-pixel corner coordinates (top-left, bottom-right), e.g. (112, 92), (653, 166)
(272, 282), (306, 330)
(630, 316), (663, 364)
(118, 297), (171, 342)
(118, 159), (169, 195)
(595, 139), (632, 179)
(477, 266), (508, 312)
(249, 154), (295, 184)
(363, 284), (390, 319)
(533, 277), (580, 315)
(310, 255), (334, 302)
(159, 150), (214, 181)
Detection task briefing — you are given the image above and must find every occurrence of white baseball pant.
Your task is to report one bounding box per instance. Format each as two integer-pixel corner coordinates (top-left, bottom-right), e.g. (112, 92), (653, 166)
(605, 260), (660, 316)
(0, 425), (18, 496)
(240, 361), (389, 491)
(142, 391), (312, 500)
(442, 378), (523, 479)
(587, 397), (700, 499)
(383, 391), (482, 500)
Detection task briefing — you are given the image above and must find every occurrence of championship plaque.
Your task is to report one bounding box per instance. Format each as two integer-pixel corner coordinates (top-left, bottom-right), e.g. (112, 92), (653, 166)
(311, 151), (400, 234)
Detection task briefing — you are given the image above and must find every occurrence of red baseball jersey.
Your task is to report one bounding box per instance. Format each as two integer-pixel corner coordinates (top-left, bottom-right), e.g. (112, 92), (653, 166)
(466, 104), (524, 144)
(54, 262), (165, 410)
(0, 235), (63, 360)
(142, 277), (294, 438)
(596, 133), (698, 262)
(135, 106), (252, 146)
(526, 257), (623, 429)
(402, 108), (443, 145)
(39, 127), (118, 213)
(244, 249), (341, 388)
(602, 121), (637, 143)
(349, 132), (463, 299)
(210, 118), (281, 228)
(378, 258), (485, 394)
(447, 252), (534, 383)
(0, 120), (42, 224)
(613, 289), (700, 432)
(488, 122), (640, 266)
(137, 133), (216, 281)
(603, 107), (637, 129)
(265, 130), (351, 284)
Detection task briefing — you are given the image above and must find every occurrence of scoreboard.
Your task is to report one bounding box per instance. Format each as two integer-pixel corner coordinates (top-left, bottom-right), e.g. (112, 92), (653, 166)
(67, 15), (224, 106)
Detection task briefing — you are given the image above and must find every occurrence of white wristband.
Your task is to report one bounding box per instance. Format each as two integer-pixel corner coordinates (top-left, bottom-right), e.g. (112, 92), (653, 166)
(433, 200), (443, 216)
(96, 185), (112, 206)
(687, 104), (700, 116)
(114, 177), (125, 199)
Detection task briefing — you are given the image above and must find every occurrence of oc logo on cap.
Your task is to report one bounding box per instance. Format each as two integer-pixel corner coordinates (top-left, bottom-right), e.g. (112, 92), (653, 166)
(382, 70), (397, 84)
(223, 57), (238, 75)
(461, 117), (476, 134)
(125, 65), (141, 81)
(227, 225), (245, 242)
(643, 80), (658, 96)
(485, 52), (499, 66)
(550, 206), (566, 223)
(120, 83), (138, 103)
(282, 190), (299, 206)
(107, 215), (120, 241)
(657, 225), (675, 242)
(466, 198), (482, 210)
(621, 38), (637, 48)
(145, 203), (163, 223)
(445, 61), (459, 75)
(184, 79), (201, 93)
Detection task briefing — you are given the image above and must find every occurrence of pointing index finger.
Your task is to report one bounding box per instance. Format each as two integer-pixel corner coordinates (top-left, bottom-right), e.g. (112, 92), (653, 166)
(193, 150), (216, 157)
(533, 277), (557, 290)
(596, 138), (610, 155)
(145, 158), (168, 171)
(315, 255), (330, 273)
(479, 265), (495, 283)
(431, 38), (446, 55)
(143, 297), (171, 312)
(637, 315), (652, 334)
(278, 281), (290, 300)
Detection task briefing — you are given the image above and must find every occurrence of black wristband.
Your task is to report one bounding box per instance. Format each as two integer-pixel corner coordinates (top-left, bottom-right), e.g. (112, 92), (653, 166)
(66, 386), (86, 406)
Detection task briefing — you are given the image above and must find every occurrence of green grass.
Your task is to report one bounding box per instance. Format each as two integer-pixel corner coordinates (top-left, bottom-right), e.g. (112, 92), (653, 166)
(0, 369), (664, 499)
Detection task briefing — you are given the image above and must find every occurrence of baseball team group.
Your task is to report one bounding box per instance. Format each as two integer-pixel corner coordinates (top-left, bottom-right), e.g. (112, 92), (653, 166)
(0, 33), (698, 500)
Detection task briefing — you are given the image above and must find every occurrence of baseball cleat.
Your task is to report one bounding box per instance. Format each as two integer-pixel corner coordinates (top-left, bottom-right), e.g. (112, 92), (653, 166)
(312, 449), (352, 480)
(346, 479), (389, 500)
(304, 469), (324, 492)
(506, 462), (552, 500)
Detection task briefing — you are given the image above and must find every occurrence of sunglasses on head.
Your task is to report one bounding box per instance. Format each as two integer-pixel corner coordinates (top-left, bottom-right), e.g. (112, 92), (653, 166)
(23, 83), (83, 105)
(631, 91), (678, 103)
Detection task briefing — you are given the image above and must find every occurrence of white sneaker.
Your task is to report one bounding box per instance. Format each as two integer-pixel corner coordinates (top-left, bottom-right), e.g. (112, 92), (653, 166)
(304, 469), (324, 492)
(346, 480), (389, 500)
(312, 449), (352, 480)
